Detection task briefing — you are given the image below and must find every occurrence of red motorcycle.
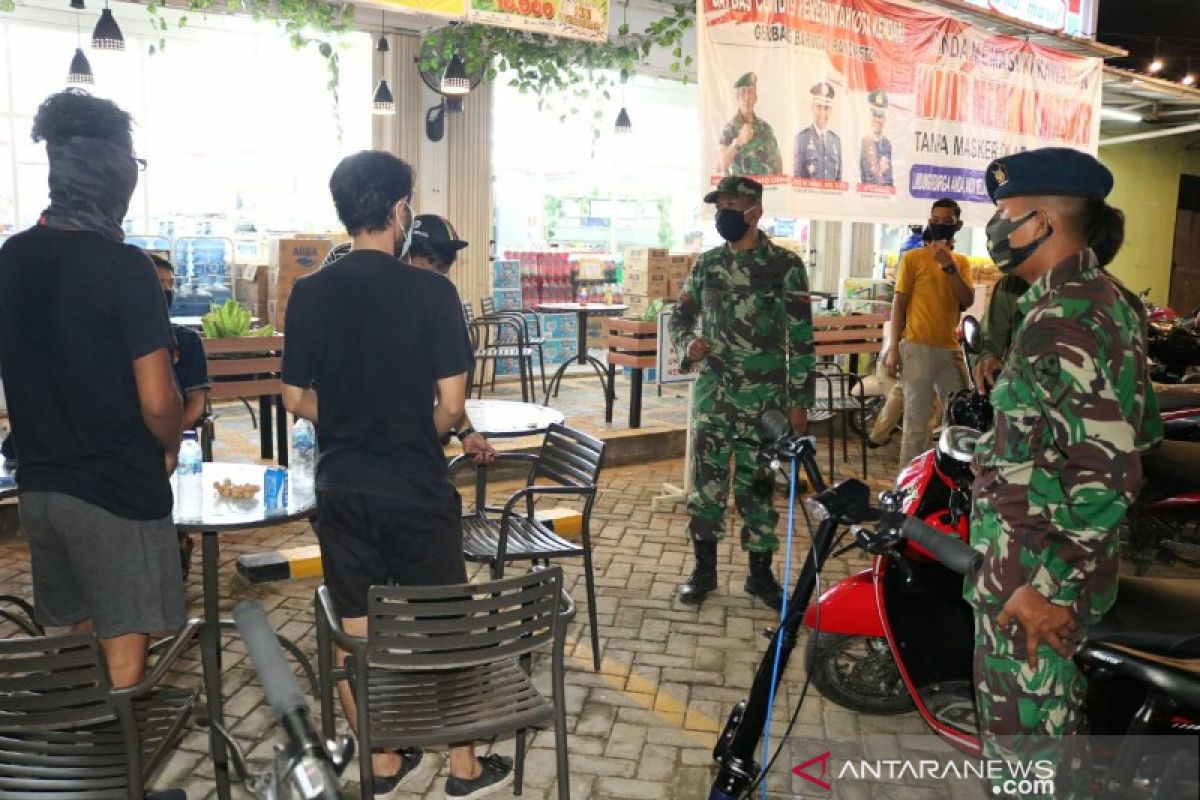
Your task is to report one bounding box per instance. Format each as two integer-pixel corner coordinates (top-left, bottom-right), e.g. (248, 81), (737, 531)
(801, 317), (1200, 795)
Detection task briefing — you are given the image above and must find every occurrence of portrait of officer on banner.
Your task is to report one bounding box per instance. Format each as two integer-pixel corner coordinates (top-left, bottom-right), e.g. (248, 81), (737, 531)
(717, 71), (783, 176)
(860, 89), (894, 187)
(793, 81), (842, 182)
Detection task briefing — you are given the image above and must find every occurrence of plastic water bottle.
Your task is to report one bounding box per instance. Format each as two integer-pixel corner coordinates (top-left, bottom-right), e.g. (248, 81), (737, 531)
(290, 419), (316, 502)
(176, 431), (203, 520)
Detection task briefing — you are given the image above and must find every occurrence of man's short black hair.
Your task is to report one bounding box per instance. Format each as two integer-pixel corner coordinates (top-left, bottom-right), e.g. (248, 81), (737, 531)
(31, 89), (133, 150)
(149, 254), (173, 272)
(328, 151), (414, 236)
(931, 197), (961, 220)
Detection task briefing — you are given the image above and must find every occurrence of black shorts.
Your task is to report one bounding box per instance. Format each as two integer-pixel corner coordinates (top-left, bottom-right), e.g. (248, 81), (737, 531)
(315, 488), (468, 618)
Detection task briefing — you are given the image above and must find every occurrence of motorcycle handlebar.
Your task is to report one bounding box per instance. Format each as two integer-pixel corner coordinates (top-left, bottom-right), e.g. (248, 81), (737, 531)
(900, 516), (982, 576)
(233, 601), (307, 720)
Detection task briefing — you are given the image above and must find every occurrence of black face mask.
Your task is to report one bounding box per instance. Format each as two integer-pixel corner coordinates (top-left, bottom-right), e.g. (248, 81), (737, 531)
(716, 207), (752, 242)
(985, 209), (1053, 274)
(163, 290), (174, 310)
(924, 222), (958, 242)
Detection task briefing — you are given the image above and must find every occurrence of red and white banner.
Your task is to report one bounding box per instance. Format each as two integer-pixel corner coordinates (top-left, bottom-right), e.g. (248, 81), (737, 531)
(699, 0), (1103, 225)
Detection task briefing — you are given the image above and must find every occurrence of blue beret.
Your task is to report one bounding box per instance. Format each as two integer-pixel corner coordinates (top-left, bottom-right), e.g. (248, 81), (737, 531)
(986, 147), (1114, 202)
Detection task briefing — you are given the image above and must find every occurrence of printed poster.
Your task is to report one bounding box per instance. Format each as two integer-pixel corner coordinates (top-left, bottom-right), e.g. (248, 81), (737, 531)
(378, 0), (467, 18)
(699, 0), (1104, 226)
(467, 0), (609, 43)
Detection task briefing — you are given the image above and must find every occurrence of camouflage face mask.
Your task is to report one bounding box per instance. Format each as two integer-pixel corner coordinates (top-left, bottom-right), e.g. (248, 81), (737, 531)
(985, 209), (1052, 274)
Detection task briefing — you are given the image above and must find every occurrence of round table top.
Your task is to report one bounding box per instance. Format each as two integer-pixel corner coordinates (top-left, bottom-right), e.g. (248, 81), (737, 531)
(173, 462), (316, 532)
(536, 303), (628, 315)
(465, 399), (564, 439)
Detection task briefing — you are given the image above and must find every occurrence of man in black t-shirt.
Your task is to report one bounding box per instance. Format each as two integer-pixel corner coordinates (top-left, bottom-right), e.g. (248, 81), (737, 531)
(0, 91), (185, 689)
(282, 151), (513, 799)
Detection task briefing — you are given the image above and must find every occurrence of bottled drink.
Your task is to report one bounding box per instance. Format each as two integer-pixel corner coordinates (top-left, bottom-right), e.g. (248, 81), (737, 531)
(290, 419), (317, 502)
(176, 431), (203, 520)
(578, 284), (589, 305)
(603, 283), (614, 305)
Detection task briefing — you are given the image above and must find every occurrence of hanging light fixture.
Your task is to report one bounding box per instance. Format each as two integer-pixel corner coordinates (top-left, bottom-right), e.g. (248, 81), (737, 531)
(67, 12), (93, 85)
(91, 2), (125, 50)
(1183, 59), (1196, 86)
(69, 0), (85, 8)
(614, 106), (632, 134)
(613, 2), (632, 134)
(68, 47), (94, 84)
(440, 53), (470, 97)
(372, 11), (394, 115)
(1149, 37), (1164, 74)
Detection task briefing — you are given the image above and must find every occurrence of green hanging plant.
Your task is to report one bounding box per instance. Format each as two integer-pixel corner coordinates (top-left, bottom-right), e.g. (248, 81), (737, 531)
(0, 0), (13, 12)
(418, 4), (695, 136)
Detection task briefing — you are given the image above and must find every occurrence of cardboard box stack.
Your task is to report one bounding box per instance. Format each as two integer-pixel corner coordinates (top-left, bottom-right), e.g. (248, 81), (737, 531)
(666, 253), (696, 299)
(622, 247), (670, 319)
(233, 263), (271, 320)
(268, 237), (334, 331)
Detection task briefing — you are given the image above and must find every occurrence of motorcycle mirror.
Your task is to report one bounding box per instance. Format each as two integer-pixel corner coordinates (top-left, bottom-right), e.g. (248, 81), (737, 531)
(960, 315), (982, 355)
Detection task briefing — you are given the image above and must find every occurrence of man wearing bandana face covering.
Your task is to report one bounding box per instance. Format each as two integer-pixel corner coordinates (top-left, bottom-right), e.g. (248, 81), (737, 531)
(967, 148), (1161, 798)
(0, 90), (185, 691)
(668, 177), (815, 609)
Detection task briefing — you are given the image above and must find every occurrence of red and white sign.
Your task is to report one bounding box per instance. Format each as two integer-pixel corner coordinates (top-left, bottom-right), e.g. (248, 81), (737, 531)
(699, 0), (1103, 225)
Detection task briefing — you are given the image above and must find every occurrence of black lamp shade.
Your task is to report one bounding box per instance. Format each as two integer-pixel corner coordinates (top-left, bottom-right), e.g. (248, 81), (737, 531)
(441, 54), (470, 97)
(373, 79), (395, 115)
(376, 35), (389, 53)
(92, 8), (125, 50)
(68, 48), (94, 84)
(70, 0), (85, 8)
(445, 96), (465, 113)
(615, 106), (632, 134)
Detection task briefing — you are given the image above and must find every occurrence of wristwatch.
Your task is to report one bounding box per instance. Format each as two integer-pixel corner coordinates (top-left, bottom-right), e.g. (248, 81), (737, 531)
(455, 426), (476, 442)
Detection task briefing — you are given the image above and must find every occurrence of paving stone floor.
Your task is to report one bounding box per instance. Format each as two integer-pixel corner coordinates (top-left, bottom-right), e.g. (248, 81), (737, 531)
(1, 376), (1194, 800)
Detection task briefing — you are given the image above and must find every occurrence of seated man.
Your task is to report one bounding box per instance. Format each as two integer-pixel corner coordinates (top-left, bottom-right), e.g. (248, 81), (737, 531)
(283, 151), (512, 798)
(151, 254), (211, 576)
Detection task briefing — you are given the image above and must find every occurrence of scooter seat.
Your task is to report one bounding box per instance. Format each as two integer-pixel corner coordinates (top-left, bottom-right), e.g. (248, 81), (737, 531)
(1141, 440), (1200, 496)
(1075, 641), (1200, 711)
(1089, 577), (1200, 658)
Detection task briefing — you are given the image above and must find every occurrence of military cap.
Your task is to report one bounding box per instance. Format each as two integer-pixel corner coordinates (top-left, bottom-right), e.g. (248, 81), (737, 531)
(734, 72), (757, 89)
(986, 147), (1114, 202)
(703, 176), (763, 204)
(867, 89), (888, 115)
(810, 82), (835, 105)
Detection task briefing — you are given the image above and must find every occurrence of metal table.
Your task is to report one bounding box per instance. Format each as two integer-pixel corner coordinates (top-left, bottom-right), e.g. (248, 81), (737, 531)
(0, 462), (14, 502)
(537, 302), (628, 423)
(174, 463), (316, 800)
(462, 399), (565, 512)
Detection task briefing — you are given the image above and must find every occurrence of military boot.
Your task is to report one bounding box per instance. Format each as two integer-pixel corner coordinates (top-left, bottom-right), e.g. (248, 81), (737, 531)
(679, 540), (719, 605)
(744, 552), (784, 611)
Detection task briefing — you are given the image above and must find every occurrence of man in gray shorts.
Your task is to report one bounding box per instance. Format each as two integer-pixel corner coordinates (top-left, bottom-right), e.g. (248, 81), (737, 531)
(0, 90), (185, 688)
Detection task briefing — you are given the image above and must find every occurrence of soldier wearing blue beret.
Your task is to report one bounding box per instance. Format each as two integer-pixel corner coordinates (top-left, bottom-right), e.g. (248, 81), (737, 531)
(968, 146), (1162, 797)
(793, 82), (842, 182)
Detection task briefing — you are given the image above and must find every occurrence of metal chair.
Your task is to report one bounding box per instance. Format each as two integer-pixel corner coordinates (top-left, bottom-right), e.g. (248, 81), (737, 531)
(462, 301), (475, 324)
(450, 424), (606, 671)
(314, 568), (573, 800)
(0, 620), (201, 800)
(467, 316), (536, 402)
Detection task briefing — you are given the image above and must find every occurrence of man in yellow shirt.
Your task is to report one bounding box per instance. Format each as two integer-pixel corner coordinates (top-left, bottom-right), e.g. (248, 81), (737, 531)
(883, 198), (974, 464)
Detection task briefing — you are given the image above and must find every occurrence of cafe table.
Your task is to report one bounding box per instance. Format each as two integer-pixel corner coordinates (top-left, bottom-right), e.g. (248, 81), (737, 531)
(536, 302), (628, 423)
(461, 398), (565, 512)
(0, 461), (14, 502)
(174, 462), (316, 800)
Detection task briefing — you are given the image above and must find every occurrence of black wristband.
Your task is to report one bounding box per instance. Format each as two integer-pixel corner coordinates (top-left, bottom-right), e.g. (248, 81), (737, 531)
(455, 426), (476, 442)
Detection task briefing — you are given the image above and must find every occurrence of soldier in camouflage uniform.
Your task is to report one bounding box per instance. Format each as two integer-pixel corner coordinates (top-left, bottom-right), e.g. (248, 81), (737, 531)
(669, 176), (815, 609)
(967, 148), (1162, 797)
(717, 73), (783, 177)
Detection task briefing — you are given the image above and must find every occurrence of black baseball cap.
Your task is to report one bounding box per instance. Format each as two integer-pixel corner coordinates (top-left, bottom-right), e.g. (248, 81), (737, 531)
(412, 214), (469, 257)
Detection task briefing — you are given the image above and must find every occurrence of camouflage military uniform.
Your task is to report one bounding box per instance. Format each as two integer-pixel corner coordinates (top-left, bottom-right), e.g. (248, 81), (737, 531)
(719, 114), (783, 176)
(967, 248), (1162, 794)
(669, 233), (814, 552)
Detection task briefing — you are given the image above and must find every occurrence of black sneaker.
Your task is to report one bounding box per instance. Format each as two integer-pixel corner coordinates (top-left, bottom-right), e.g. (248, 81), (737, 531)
(444, 754), (515, 800)
(373, 747), (431, 797)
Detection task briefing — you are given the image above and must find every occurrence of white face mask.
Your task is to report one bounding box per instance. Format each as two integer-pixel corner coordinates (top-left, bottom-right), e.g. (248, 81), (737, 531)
(395, 199), (414, 259)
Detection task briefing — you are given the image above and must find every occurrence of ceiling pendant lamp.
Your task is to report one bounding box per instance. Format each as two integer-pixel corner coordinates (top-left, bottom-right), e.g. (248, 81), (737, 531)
(69, 0), (85, 8)
(68, 47), (94, 84)
(440, 53), (470, 97)
(372, 11), (394, 115)
(614, 106), (632, 134)
(92, 2), (125, 50)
